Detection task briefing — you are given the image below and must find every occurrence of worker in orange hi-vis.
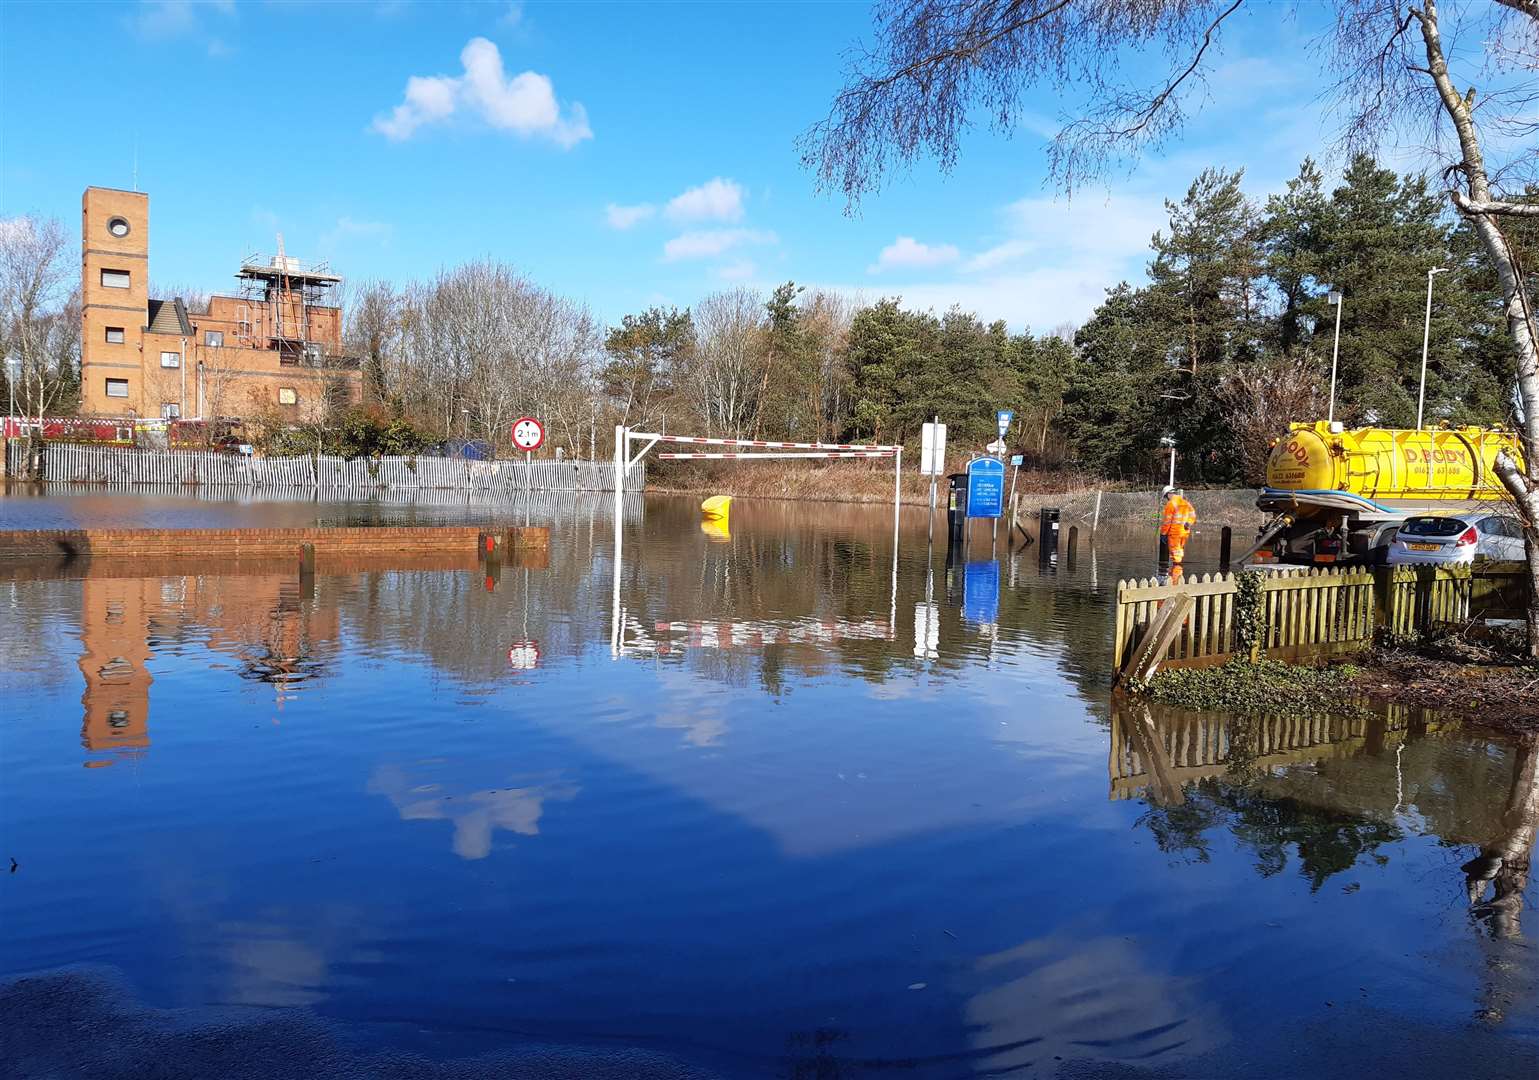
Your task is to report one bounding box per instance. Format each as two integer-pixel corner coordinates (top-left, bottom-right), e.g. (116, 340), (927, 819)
(1160, 486), (1196, 565)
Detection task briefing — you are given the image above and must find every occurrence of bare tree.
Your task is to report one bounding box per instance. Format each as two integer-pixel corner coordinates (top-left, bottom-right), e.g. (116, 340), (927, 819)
(683, 289), (768, 439)
(799, 289), (856, 440)
(804, 0), (1539, 649)
(355, 261), (603, 456)
(1214, 353), (1327, 485)
(0, 216), (77, 421)
(345, 279), (403, 405)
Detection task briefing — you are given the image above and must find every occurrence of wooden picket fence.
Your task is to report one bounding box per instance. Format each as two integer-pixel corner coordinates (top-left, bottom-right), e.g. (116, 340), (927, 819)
(1112, 564), (1512, 676)
(31, 443), (642, 493)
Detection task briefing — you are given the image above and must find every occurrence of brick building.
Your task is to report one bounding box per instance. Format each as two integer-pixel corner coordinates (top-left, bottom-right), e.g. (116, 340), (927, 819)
(78, 186), (362, 422)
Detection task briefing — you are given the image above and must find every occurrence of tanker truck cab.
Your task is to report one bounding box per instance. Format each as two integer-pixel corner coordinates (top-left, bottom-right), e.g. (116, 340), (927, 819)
(1249, 421), (1522, 568)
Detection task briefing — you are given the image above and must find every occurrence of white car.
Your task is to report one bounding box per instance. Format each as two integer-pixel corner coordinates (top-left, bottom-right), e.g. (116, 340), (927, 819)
(1386, 512), (1526, 566)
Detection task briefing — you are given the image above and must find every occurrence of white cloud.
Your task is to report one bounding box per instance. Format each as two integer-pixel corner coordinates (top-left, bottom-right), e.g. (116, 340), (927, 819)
(373, 37), (591, 148)
(605, 203), (655, 230)
(321, 217), (393, 248)
(665, 178), (745, 224)
(819, 191), (1169, 331)
(129, 0), (233, 42)
(716, 259), (757, 282)
(500, 1), (525, 27)
(964, 239), (1032, 273)
(662, 228), (776, 262)
(869, 236), (960, 274)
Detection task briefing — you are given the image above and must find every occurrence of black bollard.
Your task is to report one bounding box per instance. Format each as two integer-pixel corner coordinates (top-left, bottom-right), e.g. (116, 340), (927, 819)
(1038, 507), (1060, 564)
(1067, 525), (1078, 571)
(1220, 526), (1233, 572)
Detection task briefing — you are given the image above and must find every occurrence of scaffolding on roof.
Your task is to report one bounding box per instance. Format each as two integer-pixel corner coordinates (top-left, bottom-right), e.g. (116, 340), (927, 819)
(232, 233), (343, 362)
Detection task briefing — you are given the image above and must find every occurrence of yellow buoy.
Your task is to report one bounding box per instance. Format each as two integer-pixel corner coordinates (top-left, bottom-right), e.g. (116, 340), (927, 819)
(700, 495), (732, 519)
(700, 517), (731, 542)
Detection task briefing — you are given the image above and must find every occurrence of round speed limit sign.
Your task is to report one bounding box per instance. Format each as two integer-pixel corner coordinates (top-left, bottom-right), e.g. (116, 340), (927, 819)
(510, 417), (545, 452)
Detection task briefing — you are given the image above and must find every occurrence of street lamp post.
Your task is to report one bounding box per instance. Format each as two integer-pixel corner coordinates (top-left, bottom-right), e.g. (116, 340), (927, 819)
(1417, 267), (1450, 430)
(1327, 290), (1343, 422)
(4, 356), (15, 475)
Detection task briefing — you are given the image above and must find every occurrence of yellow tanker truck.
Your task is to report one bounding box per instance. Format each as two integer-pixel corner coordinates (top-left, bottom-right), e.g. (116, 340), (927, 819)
(1252, 421), (1523, 565)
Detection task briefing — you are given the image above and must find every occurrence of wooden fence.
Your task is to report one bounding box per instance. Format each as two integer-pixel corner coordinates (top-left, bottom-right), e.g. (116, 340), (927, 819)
(23, 443), (642, 493)
(1113, 564), (1522, 676)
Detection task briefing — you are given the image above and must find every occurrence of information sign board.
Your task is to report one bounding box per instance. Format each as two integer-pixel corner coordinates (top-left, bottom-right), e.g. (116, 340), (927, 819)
(965, 457), (1005, 518)
(920, 421), (948, 476)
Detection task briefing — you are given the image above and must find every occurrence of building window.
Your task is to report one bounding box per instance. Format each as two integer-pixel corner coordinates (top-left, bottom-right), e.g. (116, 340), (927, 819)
(105, 378), (129, 399)
(161, 403), (180, 419)
(100, 269), (131, 289)
(160, 351), (180, 368)
(107, 217), (131, 239)
(278, 387), (298, 406)
(206, 330), (224, 347)
(105, 326), (125, 344)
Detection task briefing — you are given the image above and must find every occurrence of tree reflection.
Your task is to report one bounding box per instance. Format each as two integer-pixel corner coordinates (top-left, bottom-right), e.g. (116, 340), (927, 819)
(1464, 734), (1539, 941)
(1119, 699), (1402, 888)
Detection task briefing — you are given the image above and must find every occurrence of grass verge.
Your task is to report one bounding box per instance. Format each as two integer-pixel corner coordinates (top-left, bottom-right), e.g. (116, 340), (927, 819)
(1133, 658), (1366, 716)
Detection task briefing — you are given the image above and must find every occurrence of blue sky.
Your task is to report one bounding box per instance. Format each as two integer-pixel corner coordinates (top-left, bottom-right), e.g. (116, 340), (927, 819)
(2, 0), (1339, 332)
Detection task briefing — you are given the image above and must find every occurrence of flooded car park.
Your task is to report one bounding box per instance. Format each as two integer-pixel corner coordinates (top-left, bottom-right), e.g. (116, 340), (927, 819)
(2, 492), (1536, 1077)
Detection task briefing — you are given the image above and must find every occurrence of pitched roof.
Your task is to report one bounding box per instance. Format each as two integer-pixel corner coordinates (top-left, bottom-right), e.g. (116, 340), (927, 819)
(146, 297), (194, 336)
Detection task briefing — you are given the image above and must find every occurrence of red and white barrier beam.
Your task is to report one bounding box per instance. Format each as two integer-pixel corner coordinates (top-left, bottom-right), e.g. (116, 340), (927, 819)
(657, 450), (896, 460)
(629, 432), (899, 453)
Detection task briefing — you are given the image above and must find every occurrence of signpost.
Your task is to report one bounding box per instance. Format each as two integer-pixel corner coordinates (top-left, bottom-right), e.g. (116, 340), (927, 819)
(920, 418), (948, 544)
(512, 416), (545, 466)
(992, 411), (1013, 544)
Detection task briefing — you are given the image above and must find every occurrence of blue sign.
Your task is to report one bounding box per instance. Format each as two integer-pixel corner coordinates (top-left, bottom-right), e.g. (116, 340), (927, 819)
(1010, 454), (1024, 467)
(963, 560), (1000, 625)
(966, 457), (1005, 518)
(996, 410), (1014, 437)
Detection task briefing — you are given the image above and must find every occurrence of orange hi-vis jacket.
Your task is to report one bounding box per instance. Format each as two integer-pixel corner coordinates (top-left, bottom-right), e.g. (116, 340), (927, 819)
(1161, 494), (1196, 536)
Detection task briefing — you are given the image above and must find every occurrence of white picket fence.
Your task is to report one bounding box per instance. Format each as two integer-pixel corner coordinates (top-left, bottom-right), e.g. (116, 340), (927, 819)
(29, 443), (643, 492)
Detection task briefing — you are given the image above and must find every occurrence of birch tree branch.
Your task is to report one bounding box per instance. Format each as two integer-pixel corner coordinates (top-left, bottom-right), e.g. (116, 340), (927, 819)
(1452, 193), (1539, 217)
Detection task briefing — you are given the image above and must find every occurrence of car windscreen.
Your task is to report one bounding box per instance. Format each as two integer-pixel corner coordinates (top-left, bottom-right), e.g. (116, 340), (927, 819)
(1399, 517), (1468, 537)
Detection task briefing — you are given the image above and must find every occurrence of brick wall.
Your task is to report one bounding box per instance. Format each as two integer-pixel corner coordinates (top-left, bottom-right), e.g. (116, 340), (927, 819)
(0, 526), (489, 561)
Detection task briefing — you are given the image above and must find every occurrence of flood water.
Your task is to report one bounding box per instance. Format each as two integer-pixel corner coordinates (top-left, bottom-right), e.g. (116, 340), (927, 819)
(2, 491), (1537, 1078)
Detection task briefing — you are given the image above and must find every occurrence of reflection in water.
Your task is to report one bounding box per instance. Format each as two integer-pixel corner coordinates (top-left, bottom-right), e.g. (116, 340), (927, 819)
(368, 763), (579, 860)
(72, 570), (343, 764)
(1113, 697), (1539, 1027)
(966, 934), (1223, 1073)
(77, 579), (153, 758)
(4, 494), (1537, 1074)
(1465, 734), (1539, 941)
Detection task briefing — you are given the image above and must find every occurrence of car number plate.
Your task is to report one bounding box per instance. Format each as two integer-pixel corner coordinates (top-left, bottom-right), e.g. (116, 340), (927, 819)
(1406, 542), (1441, 552)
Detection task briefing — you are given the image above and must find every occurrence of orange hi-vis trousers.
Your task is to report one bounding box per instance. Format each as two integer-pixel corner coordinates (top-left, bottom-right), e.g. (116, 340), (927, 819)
(1161, 496), (1196, 564)
(1165, 524), (1191, 563)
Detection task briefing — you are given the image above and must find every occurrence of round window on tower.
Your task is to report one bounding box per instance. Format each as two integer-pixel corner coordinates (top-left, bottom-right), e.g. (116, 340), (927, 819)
(106, 217), (131, 239)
